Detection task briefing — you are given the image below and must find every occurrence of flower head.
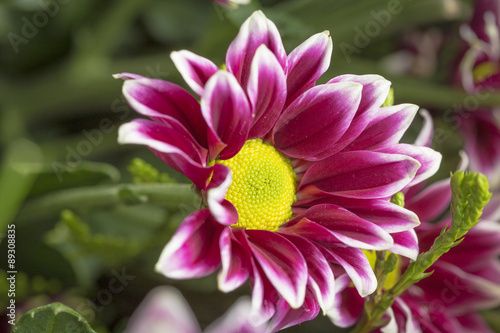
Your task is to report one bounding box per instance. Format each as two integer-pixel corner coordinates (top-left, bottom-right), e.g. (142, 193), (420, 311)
(457, 0), (500, 188)
(116, 10), (441, 329)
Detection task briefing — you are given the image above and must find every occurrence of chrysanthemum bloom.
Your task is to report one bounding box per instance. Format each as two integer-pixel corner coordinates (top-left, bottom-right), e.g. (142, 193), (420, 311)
(332, 192), (500, 332)
(116, 10), (441, 329)
(457, 0), (500, 188)
(329, 116), (500, 332)
(125, 286), (265, 333)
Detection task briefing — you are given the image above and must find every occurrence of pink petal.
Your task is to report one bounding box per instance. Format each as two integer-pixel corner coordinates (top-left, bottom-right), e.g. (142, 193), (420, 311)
(118, 119), (212, 190)
(273, 82), (362, 160)
(405, 178), (451, 222)
(319, 244), (377, 297)
(418, 261), (500, 313)
(387, 229), (419, 260)
(456, 313), (495, 333)
(414, 109), (434, 147)
(246, 230), (308, 309)
(201, 71), (252, 160)
(125, 286), (201, 333)
(345, 104), (419, 151)
(283, 204), (393, 250)
(327, 74), (391, 151)
(460, 111), (500, 185)
(285, 31), (333, 105)
(246, 45), (287, 139)
(377, 144), (442, 187)
(297, 196), (420, 233)
(327, 282), (364, 328)
(171, 50), (219, 96)
(226, 10), (287, 89)
(155, 210), (223, 279)
(267, 291), (320, 332)
(207, 164), (238, 226)
(217, 228), (251, 292)
(299, 150), (420, 199)
(119, 75), (208, 147)
(204, 297), (266, 333)
(232, 228), (277, 324)
(281, 234), (335, 312)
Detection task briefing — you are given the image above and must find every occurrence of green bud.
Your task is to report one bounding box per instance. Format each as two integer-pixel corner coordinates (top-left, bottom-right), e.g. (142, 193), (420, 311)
(384, 253), (398, 274)
(127, 158), (174, 184)
(450, 171), (491, 237)
(391, 192), (405, 207)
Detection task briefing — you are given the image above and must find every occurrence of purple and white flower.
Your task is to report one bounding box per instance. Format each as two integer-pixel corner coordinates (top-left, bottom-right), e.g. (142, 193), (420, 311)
(116, 10), (441, 329)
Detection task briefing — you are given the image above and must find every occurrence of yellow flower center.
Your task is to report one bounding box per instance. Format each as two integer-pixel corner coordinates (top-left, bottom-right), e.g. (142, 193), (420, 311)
(214, 139), (296, 231)
(473, 61), (498, 83)
(363, 250), (401, 290)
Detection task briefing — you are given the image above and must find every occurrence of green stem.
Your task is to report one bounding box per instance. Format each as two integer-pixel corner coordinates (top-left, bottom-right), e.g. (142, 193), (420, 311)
(15, 183), (199, 224)
(351, 172), (491, 333)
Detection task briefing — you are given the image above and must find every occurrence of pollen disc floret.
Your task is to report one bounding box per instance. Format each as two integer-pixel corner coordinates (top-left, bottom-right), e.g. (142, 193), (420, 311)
(214, 139), (296, 231)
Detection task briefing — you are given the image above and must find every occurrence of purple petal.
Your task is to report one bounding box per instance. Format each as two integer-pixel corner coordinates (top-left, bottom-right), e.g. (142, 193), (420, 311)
(280, 234), (335, 312)
(345, 104), (419, 151)
(204, 297), (265, 333)
(118, 119), (212, 190)
(201, 71), (252, 160)
(319, 244), (377, 297)
(327, 282), (364, 328)
(267, 291), (321, 332)
(155, 210), (223, 279)
(460, 111), (500, 184)
(226, 10), (287, 89)
(171, 50), (219, 96)
(456, 313), (496, 333)
(246, 45), (287, 139)
(120, 75), (208, 146)
(218, 228), (251, 292)
(207, 164), (238, 226)
(296, 196), (420, 233)
(125, 286), (201, 333)
(283, 204), (393, 250)
(414, 109), (434, 147)
(405, 178), (451, 222)
(387, 229), (419, 260)
(273, 82), (362, 160)
(246, 230), (308, 309)
(327, 74), (391, 151)
(418, 261), (500, 313)
(299, 150), (420, 199)
(377, 144), (442, 187)
(469, 0), (500, 41)
(232, 228), (277, 324)
(285, 31), (333, 105)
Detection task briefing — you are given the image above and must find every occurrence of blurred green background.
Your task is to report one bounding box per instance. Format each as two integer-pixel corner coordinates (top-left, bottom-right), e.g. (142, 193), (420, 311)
(1, 0), (499, 331)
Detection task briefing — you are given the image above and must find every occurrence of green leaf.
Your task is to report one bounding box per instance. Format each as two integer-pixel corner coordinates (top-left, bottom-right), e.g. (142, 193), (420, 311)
(13, 302), (96, 333)
(0, 139), (43, 233)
